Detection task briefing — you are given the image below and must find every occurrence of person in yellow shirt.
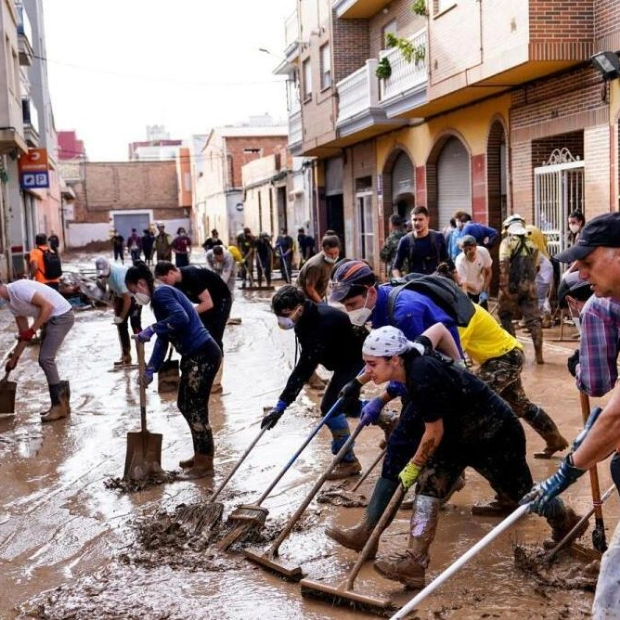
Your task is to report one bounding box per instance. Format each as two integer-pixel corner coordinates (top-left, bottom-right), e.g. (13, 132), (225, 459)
(461, 303), (568, 453)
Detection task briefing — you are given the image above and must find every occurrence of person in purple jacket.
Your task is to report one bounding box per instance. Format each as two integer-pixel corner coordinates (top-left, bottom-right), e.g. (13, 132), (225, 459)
(125, 262), (221, 480)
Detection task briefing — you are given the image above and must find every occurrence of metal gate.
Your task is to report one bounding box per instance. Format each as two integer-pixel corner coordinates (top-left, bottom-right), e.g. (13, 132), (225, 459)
(534, 148), (584, 257)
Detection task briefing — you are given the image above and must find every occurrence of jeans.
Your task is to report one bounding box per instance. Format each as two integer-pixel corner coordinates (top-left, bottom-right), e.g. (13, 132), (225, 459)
(39, 310), (75, 385)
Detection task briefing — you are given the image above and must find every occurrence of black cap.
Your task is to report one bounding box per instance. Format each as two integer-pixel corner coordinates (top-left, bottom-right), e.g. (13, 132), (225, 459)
(555, 213), (620, 262)
(557, 271), (592, 308)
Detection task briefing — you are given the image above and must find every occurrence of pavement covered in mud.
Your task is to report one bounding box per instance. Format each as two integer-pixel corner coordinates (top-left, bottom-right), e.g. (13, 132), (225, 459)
(1, 253), (617, 619)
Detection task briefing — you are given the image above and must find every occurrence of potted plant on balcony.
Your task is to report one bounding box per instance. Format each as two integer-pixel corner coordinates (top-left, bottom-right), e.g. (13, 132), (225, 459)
(375, 57), (392, 80)
(385, 33), (426, 67)
(412, 0), (428, 17)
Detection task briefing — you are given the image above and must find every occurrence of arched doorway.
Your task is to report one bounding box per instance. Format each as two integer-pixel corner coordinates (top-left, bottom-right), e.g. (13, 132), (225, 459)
(436, 137), (471, 231)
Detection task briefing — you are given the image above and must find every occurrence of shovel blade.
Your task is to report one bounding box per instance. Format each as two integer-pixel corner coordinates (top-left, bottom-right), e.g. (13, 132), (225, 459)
(0, 380), (17, 414)
(124, 430), (163, 480)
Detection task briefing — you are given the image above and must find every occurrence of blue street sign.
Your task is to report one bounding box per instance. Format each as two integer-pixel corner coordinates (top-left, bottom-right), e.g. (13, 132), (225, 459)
(20, 171), (49, 189)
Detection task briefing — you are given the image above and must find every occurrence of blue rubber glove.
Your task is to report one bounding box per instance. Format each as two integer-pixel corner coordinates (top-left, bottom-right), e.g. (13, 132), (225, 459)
(137, 325), (155, 343)
(386, 381), (407, 399)
(262, 399), (287, 430)
(479, 291), (489, 303)
(360, 397), (385, 427)
(138, 367), (154, 387)
(520, 454), (585, 514)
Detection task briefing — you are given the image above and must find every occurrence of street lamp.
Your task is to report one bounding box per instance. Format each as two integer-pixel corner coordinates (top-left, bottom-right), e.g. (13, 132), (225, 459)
(591, 51), (620, 80)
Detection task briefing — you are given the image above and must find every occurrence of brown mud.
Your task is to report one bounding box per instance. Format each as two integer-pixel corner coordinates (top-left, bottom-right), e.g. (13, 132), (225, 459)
(1, 253), (617, 619)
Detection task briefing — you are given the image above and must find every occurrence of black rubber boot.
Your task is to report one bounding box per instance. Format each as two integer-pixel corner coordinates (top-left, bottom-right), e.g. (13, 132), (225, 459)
(521, 405), (569, 458)
(325, 477), (399, 558)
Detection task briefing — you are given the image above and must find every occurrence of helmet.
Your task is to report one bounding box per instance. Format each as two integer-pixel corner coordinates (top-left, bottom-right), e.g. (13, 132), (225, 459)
(329, 259), (375, 303)
(503, 214), (527, 235)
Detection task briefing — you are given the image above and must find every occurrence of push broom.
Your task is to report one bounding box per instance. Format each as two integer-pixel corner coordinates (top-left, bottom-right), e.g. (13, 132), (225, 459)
(300, 483), (407, 614)
(245, 420), (367, 580)
(217, 398), (344, 552)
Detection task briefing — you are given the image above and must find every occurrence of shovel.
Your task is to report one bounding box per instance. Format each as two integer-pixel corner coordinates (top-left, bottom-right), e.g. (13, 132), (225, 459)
(0, 341), (28, 415)
(245, 420), (367, 581)
(123, 339), (163, 481)
(217, 397), (344, 551)
(300, 484), (406, 613)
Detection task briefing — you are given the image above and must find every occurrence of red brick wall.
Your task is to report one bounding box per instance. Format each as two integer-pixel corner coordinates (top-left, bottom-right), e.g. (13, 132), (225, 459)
(368, 0), (422, 59)
(223, 135), (287, 189)
(332, 13), (369, 83)
(594, 0), (620, 52)
(529, 0), (594, 41)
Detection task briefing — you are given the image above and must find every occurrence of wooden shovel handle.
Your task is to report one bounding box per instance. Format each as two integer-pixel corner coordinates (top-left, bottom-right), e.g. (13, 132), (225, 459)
(136, 338), (148, 433)
(579, 391), (604, 520)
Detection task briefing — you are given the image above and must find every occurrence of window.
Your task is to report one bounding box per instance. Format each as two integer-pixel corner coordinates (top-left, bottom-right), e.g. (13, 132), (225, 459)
(320, 43), (331, 90)
(302, 58), (312, 101)
(358, 193), (375, 265)
(382, 19), (397, 47)
(435, 0), (456, 15)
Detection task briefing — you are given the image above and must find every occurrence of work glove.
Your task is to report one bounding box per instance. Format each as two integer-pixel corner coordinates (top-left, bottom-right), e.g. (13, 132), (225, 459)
(339, 377), (363, 411)
(520, 406), (602, 513)
(261, 400), (287, 430)
(520, 454), (585, 514)
(18, 328), (36, 342)
(567, 349), (579, 378)
(113, 315), (125, 325)
(138, 367), (154, 387)
(479, 291), (489, 303)
(360, 397), (386, 427)
(399, 461), (423, 490)
(136, 325), (155, 343)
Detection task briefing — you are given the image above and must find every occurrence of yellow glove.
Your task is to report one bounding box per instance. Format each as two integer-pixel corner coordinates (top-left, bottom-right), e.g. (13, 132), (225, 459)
(399, 461), (422, 490)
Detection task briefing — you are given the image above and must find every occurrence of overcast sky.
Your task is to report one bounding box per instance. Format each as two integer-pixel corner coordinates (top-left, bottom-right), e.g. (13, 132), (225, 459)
(44, 0), (293, 161)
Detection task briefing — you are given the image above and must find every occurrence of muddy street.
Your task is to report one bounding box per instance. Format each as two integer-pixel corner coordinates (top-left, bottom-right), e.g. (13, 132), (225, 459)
(1, 255), (617, 619)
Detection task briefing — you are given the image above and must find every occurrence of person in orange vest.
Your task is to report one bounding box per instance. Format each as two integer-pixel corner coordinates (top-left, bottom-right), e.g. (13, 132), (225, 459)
(29, 233), (63, 291)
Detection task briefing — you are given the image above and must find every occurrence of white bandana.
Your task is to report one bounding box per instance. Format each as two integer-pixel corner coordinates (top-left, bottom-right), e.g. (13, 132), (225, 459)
(362, 326), (425, 357)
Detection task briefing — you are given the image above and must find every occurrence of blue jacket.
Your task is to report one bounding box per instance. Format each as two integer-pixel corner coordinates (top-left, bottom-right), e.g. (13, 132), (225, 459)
(372, 284), (463, 354)
(462, 222), (499, 248)
(147, 284), (213, 371)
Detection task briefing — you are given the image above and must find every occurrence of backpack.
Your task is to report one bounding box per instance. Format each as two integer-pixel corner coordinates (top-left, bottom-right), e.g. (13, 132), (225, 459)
(507, 237), (537, 293)
(386, 272), (475, 327)
(406, 231), (443, 274)
(41, 248), (62, 280)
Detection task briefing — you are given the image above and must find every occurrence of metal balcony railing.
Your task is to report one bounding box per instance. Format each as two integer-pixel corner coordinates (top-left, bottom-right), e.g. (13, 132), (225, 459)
(379, 29), (427, 102)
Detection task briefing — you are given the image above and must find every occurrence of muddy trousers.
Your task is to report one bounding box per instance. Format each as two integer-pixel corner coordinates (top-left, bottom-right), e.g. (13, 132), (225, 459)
(592, 519), (620, 618)
(200, 297), (232, 389)
(177, 339), (222, 457)
(476, 348), (564, 444)
(39, 310), (75, 388)
(321, 363), (365, 462)
(114, 297), (142, 356)
(498, 288), (544, 360)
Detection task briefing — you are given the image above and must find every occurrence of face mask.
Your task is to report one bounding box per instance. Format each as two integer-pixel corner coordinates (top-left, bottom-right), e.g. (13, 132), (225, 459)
(348, 306), (372, 327)
(569, 224), (580, 234)
(134, 292), (151, 306)
(324, 254), (339, 265)
(277, 316), (296, 330)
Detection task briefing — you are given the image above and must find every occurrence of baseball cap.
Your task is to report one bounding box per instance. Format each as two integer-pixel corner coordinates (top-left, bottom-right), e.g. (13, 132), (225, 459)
(555, 213), (620, 263)
(95, 256), (111, 277)
(329, 259), (375, 302)
(557, 271), (593, 308)
(459, 234), (477, 248)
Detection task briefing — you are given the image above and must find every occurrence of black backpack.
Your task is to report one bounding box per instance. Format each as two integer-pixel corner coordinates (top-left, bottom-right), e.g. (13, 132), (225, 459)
(41, 249), (62, 279)
(386, 272), (475, 327)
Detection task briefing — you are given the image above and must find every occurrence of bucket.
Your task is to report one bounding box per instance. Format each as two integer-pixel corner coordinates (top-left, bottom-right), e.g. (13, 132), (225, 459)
(0, 380), (17, 414)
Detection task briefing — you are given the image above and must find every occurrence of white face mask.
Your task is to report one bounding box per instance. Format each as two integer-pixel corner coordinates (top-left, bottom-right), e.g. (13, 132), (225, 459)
(347, 293), (373, 327)
(277, 316), (296, 330)
(324, 255), (339, 265)
(569, 224), (581, 234)
(134, 292), (151, 306)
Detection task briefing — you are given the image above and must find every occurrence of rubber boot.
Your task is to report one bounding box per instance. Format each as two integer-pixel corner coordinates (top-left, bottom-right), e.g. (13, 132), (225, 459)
(521, 404), (569, 458)
(326, 477), (399, 558)
(59, 380), (71, 415)
(41, 383), (67, 422)
(542, 498), (588, 549)
(532, 328), (544, 364)
(114, 352), (132, 367)
(374, 495), (440, 589)
(326, 424), (361, 480)
(177, 453), (214, 480)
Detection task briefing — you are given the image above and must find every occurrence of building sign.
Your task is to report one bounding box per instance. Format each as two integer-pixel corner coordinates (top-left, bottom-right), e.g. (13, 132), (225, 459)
(18, 148), (50, 189)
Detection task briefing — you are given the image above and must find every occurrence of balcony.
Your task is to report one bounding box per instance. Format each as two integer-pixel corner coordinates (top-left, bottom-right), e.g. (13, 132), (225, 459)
(16, 4), (34, 66)
(333, 0), (391, 19)
(379, 29), (428, 119)
(336, 59), (407, 139)
(288, 110), (303, 155)
(22, 98), (39, 147)
(283, 10), (300, 58)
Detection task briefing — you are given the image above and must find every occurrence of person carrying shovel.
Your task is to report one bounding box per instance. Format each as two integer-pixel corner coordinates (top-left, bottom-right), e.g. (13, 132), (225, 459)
(261, 285), (368, 480)
(0, 278), (73, 421)
(125, 263), (221, 480)
(328, 324), (585, 590)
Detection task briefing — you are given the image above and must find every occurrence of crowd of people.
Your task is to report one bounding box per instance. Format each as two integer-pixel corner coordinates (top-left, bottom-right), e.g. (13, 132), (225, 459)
(4, 206), (620, 616)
